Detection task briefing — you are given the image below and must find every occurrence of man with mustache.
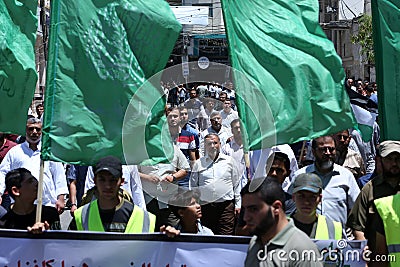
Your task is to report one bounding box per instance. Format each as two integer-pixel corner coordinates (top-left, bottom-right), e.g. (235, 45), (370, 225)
(293, 135), (360, 227)
(199, 111), (231, 157)
(242, 177), (322, 266)
(191, 134), (240, 235)
(0, 118), (68, 213)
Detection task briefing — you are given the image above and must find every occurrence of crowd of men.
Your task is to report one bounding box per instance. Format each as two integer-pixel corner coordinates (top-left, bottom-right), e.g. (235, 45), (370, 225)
(1, 79), (400, 266)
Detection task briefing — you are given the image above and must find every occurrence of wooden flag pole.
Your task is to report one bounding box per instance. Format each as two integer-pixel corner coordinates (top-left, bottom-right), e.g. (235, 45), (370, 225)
(35, 159), (45, 223)
(298, 140), (307, 166)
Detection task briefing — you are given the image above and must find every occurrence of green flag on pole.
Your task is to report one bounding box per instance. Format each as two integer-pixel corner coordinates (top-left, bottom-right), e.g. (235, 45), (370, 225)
(221, 0), (356, 150)
(42, 0), (181, 165)
(371, 0), (400, 141)
(0, 0), (38, 135)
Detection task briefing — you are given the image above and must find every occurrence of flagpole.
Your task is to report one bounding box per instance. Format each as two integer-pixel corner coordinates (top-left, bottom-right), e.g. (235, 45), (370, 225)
(298, 140), (307, 166)
(35, 159), (45, 223)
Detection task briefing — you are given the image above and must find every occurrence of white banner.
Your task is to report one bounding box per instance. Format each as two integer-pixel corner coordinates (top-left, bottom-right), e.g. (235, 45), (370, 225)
(0, 230), (367, 267)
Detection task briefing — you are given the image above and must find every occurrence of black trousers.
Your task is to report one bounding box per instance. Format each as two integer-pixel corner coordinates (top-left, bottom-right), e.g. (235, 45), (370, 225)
(201, 200), (235, 235)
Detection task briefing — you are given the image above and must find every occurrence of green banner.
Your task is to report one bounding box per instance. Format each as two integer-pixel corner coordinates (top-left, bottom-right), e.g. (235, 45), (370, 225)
(42, 0), (181, 165)
(221, 0), (356, 150)
(371, 0), (400, 141)
(0, 0), (38, 135)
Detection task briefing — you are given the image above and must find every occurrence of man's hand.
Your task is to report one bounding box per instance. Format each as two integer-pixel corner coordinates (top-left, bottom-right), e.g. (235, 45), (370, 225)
(55, 195), (65, 214)
(162, 175), (174, 183)
(160, 225), (181, 238)
(235, 208), (241, 217)
(27, 221), (50, 234)
(147, 175), (160, 184)
(70, 204), (77, 216)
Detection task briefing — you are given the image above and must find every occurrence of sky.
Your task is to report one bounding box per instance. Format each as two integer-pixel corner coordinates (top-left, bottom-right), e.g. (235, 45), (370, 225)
(339, 0), (365, 20)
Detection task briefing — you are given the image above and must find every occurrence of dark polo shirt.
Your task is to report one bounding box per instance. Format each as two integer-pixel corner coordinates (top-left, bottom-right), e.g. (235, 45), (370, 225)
(0, 139), (17, 163)
(347, 175), (400, 249)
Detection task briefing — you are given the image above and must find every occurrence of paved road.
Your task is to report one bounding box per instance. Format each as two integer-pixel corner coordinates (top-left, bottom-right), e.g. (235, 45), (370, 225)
(60, 209), (73, 230)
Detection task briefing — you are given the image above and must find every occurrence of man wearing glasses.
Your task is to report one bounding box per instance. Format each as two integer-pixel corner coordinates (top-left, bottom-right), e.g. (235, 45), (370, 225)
(293, 135), (360, 228)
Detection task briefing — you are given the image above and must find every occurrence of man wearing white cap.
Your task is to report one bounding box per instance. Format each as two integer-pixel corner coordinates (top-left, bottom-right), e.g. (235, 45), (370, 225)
(348, 140), (400, 252)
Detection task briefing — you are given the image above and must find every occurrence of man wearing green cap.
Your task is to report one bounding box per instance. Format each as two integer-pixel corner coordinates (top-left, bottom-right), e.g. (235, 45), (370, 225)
(291, 173), (343, 240)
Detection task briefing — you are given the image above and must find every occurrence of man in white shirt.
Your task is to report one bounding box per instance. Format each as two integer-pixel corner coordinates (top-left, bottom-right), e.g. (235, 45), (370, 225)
(221, 119), (248, 191)
(293, 135), (360, 226)
(220, 99), (238, 133)
(0, 118), (68, 213)
(199, 111), (232, 157)
(191, 133), (240, 235)
(139, 145), (190, 229)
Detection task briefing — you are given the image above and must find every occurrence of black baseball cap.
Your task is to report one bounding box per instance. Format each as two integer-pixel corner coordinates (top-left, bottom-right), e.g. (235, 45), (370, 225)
(94, 156), (122, 178)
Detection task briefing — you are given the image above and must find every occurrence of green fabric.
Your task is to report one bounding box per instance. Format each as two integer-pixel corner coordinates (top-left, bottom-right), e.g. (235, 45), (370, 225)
(74, 205), (84, 231)
(371, 0), (400, 141)
(125, 204), (156, 233)
(374, 195), (400, 267)
(221, 0), (356, 150)
(42, 0), (181, 165)
(77, 200), (154, 233)
(87, 200), (105, 232)
(315, 215), (342, 240)
(0, 0), (38, 135)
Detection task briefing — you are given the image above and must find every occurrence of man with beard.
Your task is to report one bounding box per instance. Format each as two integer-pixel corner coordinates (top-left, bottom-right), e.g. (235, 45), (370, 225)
(199, 111), (231, 157)
(190, 134), (240, 235)
(0, 118), (68, 212)
(333, 129), (365, 179)
(242, 177), (322, 266)
(347, 141), (400, 252)
(294, 135), (360, 226)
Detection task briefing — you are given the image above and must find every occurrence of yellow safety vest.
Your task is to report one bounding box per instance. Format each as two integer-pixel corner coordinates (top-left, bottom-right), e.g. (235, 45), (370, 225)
(315, 215), (342, 240)
(74, 200), (156, 233)
(374, 195), (400, 267)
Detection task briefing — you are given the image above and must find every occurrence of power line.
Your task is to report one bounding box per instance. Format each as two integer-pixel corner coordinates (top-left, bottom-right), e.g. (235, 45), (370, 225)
(341, 0), (358, 17)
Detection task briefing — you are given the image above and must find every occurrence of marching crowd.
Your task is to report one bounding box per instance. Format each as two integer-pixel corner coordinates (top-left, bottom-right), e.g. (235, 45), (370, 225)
(0, 79), (399, 266)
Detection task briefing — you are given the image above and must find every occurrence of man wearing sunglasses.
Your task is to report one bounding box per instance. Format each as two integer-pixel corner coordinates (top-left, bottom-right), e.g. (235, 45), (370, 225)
(0, 118), (68, 213)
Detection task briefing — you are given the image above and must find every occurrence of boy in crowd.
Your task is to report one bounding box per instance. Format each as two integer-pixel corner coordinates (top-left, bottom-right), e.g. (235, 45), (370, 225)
(69, 156), (155, 233)
(0, 168), (60, 230)
(291, 173), (343, 240)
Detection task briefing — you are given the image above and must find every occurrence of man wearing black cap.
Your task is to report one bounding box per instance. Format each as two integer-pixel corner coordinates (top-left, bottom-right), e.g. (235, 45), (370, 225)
(291, 173), (343, 240)
(69, 156), (156, 233)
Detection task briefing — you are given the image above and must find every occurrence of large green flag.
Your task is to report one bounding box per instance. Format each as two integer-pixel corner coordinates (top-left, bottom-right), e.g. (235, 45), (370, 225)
(371, 0), (400, 141)
(221, 0), (356, 150)
(42, 0), (181, 165)
(0, 0), (37, 135)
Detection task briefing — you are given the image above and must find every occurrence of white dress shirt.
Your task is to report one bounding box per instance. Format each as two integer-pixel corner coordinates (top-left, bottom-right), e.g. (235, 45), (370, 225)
(190, 153), (241, 208)
(0, 142), (68, 207)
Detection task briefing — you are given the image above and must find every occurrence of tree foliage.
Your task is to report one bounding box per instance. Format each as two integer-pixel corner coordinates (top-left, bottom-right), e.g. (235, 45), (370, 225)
(351, 14), (375, 64)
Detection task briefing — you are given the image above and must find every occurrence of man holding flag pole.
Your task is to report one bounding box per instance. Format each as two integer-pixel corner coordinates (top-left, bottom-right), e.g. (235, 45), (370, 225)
(0, 118), (68, 215)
